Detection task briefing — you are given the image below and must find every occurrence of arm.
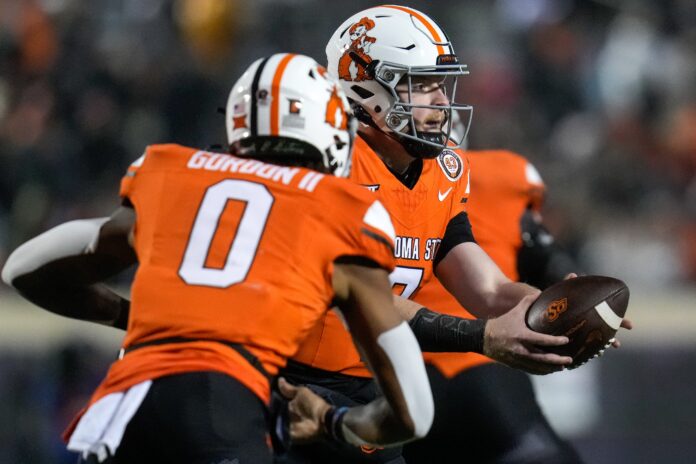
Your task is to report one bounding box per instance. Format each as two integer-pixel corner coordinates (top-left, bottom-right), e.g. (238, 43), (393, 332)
(1, 207), (136, 329)
(435, 241), (537, 318)
(334, 262), (432, 445)
(392, 292), (571, 374)
(281, 261), (433, 447)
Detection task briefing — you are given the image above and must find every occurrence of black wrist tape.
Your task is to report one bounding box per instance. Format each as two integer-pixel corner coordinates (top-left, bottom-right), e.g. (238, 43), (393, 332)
(409, 307), (486, 354)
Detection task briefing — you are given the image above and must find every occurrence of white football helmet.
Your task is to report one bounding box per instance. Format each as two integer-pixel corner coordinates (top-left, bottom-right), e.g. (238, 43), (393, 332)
(326, 5), (473, 158)
(226, 53), (355, 177)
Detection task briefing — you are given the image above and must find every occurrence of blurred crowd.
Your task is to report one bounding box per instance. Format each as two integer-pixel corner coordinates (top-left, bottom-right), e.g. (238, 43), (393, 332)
(1, 0), (695, 290)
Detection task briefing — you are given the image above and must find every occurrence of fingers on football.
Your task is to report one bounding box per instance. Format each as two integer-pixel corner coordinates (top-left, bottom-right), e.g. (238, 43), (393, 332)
(620, 318), (633, 330)
(525, 351), (573, 366)
(525, 331), (570, 347)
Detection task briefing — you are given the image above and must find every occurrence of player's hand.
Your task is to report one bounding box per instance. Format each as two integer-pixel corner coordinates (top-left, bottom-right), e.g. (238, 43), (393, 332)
(483, 294), (573, 375)
(278, 377), (332, 444)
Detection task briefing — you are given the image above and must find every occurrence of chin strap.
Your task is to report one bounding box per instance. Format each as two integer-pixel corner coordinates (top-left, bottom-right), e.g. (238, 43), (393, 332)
(394, 131), (445, 159)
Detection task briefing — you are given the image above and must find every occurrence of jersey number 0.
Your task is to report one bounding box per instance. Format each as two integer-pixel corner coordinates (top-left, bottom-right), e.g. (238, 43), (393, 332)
(178, 179), (274, 288)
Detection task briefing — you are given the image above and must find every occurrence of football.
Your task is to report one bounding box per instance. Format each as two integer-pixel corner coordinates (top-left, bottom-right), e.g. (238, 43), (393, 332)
(525, 275), (629, 369)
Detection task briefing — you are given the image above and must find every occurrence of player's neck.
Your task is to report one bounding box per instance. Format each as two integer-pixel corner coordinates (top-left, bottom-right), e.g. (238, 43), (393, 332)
(358, 125), (416, 174)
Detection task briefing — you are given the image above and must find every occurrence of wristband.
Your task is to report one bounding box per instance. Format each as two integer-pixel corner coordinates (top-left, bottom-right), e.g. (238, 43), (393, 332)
(323, 406), (350, 443)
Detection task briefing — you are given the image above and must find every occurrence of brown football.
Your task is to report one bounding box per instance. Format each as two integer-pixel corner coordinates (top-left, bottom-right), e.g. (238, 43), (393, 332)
(525, 275), (629, 369)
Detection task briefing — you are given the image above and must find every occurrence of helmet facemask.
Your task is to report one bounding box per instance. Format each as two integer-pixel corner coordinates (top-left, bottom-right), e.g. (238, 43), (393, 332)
(373, 60), (473, 159)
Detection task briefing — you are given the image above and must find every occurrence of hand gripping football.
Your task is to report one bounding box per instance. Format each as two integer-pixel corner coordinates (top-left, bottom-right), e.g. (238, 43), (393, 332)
(525, 275), (629, 369)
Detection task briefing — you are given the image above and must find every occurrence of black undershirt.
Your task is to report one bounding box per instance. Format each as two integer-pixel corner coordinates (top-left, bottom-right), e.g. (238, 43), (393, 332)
(386, 158), (423, 190)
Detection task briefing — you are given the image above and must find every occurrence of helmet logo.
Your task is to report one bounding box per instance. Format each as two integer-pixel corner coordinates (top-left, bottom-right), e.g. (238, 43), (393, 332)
(325, 85), (349, 130)
(288, 99), (302, 114)
(232, 115), (247, 129)
(283, 98), (305, 129)
(338, 17), (376, 82)
(232, 102), (247, 129)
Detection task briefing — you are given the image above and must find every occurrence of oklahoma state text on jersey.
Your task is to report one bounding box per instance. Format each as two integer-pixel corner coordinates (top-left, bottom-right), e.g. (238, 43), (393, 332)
(83, 144), (396, 407)
(292, 136), (470, 377)
(416, 150), (545, 377)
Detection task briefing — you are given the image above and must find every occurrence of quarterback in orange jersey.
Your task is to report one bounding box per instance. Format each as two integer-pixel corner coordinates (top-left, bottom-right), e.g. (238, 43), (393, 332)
(404, 150), (587, 463)
(2, 54), (436, 463)
(279, 6), (581, 464)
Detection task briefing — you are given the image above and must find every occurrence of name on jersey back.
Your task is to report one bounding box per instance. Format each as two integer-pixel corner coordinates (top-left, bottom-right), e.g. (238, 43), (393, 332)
(187, 150), (300, 186)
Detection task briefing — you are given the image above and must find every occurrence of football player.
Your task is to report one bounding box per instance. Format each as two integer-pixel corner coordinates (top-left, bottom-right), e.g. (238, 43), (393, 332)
(2, 54), (435, 463)
(403, 149), (588, 463)
(278, 6), (583, 464)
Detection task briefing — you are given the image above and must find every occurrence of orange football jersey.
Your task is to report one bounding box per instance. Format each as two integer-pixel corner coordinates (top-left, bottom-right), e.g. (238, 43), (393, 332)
(84, 144), (396, 407)
(416, 150), (545, 377)
(292, 136), (471, 377)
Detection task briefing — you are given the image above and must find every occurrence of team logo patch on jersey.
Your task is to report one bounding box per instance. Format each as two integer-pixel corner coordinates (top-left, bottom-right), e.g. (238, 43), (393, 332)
(437, 149), (463, 181)
(361, 184), (380, 192)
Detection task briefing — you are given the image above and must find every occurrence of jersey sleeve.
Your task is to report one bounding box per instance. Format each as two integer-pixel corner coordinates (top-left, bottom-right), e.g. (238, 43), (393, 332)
(354, 199), (396, 272)
(321, 181), (396, 273)
(449, 151), (471, 219)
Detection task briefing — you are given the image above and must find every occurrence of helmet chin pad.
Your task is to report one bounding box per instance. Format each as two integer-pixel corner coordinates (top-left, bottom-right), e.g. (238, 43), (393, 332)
(395, 131), (445, 159)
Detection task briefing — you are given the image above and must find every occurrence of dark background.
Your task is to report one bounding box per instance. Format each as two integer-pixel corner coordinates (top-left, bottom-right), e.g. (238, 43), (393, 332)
(1, 1), (695, 462)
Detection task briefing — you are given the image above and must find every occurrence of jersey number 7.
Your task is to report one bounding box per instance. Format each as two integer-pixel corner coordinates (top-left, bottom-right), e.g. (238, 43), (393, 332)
(389, 266), (424, 299)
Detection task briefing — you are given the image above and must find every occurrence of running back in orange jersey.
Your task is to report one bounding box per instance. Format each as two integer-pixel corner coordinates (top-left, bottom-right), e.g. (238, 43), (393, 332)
(292, 137), (470, 377)
(89, 143), (395, 405)
(416, 149), (545, 377)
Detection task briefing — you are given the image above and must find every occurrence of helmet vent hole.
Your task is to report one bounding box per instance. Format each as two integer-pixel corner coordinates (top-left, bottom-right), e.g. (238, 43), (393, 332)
(375, 105), (382, 113)
(351, 85), (374, 99)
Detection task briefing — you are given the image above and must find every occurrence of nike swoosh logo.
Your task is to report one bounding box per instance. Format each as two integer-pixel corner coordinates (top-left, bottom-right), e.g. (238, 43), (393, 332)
(438, 188), (452, 202)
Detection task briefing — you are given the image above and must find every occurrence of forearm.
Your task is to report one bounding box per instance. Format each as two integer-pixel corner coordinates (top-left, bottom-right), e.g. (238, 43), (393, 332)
(14, 276), (130, 329)
(436, 242), (539, 317)
(408, 307), (486, 353)
(341, 397), (411, 445)
(484, 280), (540, 316)
(334, 265), (433, 446)
(2, 215), (135, 328)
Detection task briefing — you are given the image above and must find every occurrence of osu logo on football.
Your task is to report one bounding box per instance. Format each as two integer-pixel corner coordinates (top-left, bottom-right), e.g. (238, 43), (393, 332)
(545, 298), (568, 322)
(338, 16), (377, 82)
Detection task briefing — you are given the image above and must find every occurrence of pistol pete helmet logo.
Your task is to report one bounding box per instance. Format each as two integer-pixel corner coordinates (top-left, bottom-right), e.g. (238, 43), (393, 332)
(545, 298), (568, 322)
(338, 16), (377, 82)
